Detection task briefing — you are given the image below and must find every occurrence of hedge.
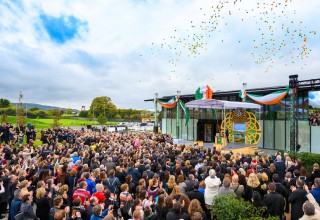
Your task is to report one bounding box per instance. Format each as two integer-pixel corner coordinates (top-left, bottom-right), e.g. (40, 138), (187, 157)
(282, 151), (320, 173)
(211, 194), (278, 220)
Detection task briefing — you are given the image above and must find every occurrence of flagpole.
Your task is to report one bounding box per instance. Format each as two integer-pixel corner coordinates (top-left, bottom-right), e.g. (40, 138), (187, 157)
(176, 91), (181, 139)
(242, 83), (247, 102)
(154, 93), (158, 133)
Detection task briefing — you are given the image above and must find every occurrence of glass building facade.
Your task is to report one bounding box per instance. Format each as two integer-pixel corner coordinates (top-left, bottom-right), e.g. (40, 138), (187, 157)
(157, 85), (320, 153)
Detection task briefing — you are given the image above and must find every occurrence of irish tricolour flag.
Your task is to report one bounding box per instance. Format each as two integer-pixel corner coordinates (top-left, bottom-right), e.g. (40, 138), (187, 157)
(195, 85), (213, 100)
(246, 88), (289, 105)
(155, 97), (179, 108)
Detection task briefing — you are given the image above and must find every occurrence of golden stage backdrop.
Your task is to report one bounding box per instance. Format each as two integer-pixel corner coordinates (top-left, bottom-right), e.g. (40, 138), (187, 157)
(220, 109), (261, 145)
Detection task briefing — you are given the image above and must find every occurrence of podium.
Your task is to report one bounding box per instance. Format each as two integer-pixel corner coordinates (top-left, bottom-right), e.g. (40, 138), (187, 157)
(215, 136), (227, 151)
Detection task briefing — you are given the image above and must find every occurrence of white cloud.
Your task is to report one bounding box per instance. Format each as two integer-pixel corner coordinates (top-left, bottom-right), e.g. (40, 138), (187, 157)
(0, 0), (320, 110)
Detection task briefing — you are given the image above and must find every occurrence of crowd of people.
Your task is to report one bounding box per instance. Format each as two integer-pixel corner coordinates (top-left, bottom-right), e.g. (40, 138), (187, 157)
(0, 124), (320, 220)
(308, 112), (320, 126)
(0, 123), (36, 145)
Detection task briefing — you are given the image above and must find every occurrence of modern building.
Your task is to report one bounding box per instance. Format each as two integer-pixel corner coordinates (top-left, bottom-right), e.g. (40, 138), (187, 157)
(145, 75), (320, 153)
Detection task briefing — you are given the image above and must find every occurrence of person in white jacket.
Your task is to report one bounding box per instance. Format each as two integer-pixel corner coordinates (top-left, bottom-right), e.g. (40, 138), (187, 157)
(204, 169), (221, 206)
(21, 147), (33, 163)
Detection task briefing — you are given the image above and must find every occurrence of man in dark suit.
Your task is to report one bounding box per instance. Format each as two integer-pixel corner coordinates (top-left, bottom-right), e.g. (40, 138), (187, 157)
(138, 159), (146, 175)
(287, 169), (300, 189)
(287, 159), (302, 174)
(185, 174), (198, 193)
(274, 155), (286, 180)
(142, 164), (154, 180)
(272, 174), (287, 198)
(215, 166), (224, 184)
(187, 182), (206, 210)
(288, 179), (307, 220)
(262, 182), (285, 219)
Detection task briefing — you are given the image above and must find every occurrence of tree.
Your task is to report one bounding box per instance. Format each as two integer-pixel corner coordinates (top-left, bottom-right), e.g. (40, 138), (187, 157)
(0, 98), (10, 108)
(78, 110), (89, 118)
(88, 96), (117, 119)
(114, 114), (122, 119)
(29, 107), (40, 111)
(1, 114), (7, 123)
(64, 108), (73, 114)
(97, 114), (107, 125)
(52, 109), (62, 128)
(37, 110), (47, 118)
(16, 91), (26, 127)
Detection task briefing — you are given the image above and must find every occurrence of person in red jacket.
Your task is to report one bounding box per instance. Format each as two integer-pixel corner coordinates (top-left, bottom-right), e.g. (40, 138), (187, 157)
(92, 183), (106, 204)
(72, 181), (91, 207)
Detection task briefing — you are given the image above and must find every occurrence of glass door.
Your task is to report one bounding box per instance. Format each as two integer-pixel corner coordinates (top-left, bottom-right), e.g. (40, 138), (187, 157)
(204, 124), (213, 142)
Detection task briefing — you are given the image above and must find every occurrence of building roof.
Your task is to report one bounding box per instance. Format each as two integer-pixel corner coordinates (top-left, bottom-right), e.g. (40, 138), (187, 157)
(144, 77), (320, 102)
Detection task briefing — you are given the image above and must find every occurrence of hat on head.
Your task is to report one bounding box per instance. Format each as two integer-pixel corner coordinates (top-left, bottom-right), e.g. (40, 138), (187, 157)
(77, 178), (86, 184)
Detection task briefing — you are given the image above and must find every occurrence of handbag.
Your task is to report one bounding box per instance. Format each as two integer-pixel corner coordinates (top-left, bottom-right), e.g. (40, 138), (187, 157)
(15, 203), (31, 220)
(14, 212), (25, 220)
(121, 192), (132, 215)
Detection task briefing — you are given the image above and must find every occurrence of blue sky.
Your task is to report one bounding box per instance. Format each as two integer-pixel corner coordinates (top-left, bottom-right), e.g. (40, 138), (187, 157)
(0, 0), (320, 110)
(309, 91), (320, 109)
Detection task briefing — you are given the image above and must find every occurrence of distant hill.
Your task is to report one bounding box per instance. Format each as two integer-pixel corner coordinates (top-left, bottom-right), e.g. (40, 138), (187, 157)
(12, 103), (77, 111)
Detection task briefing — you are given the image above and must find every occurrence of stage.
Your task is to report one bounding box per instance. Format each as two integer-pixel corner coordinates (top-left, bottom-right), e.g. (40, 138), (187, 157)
(189, 141), (265, 155)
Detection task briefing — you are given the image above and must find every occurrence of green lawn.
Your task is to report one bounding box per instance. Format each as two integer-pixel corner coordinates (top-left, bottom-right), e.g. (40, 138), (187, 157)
(6, 116), (118, 130)
(5, 116), (119, 147)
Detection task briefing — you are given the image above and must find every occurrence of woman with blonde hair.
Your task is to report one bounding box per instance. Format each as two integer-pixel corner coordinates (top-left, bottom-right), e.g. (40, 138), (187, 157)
(170, 185), (182, 200)
(285, 155), (292, 170)
(35, 187), (51, 220)
(166, 175), (176, 194)
(68, 168), (77, 197)
(177, 174), (187, 194)
(311, 163), (320, 184)
(58, 184), (70, 207)
(244, 173), (264, 202)
(231, 174), (244, 199)
(136, 178), (146, 198)
(188, 199), (207, 220)
(20, 180), (30, 197)
(92, 183), (106, 204)
(18, 170), (27, 180)
(93, 168), (100, 179)
(269, 163), (276, 179)
(260, 172), (269, 191)
(147, 177), (161, 199)
(119, 183), (133, 219)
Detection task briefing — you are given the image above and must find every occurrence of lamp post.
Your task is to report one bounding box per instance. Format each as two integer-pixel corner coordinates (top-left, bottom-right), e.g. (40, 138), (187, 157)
(242, 83), (247, 102)
(154, 93), (158, 133)
(289, 75), (298, 151)
(176, 91), (181, 139)
(104, 102), (106, 119)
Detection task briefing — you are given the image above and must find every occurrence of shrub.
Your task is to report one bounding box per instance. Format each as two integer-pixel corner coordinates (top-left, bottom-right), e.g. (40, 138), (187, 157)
(211, 194), (278, 220)
(0, 98), (10, 108)
(97, 115), (107, 125)
(0, 107), (16, 116)
(78, 110), (89, 118)
(283, 151), (320, 173)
